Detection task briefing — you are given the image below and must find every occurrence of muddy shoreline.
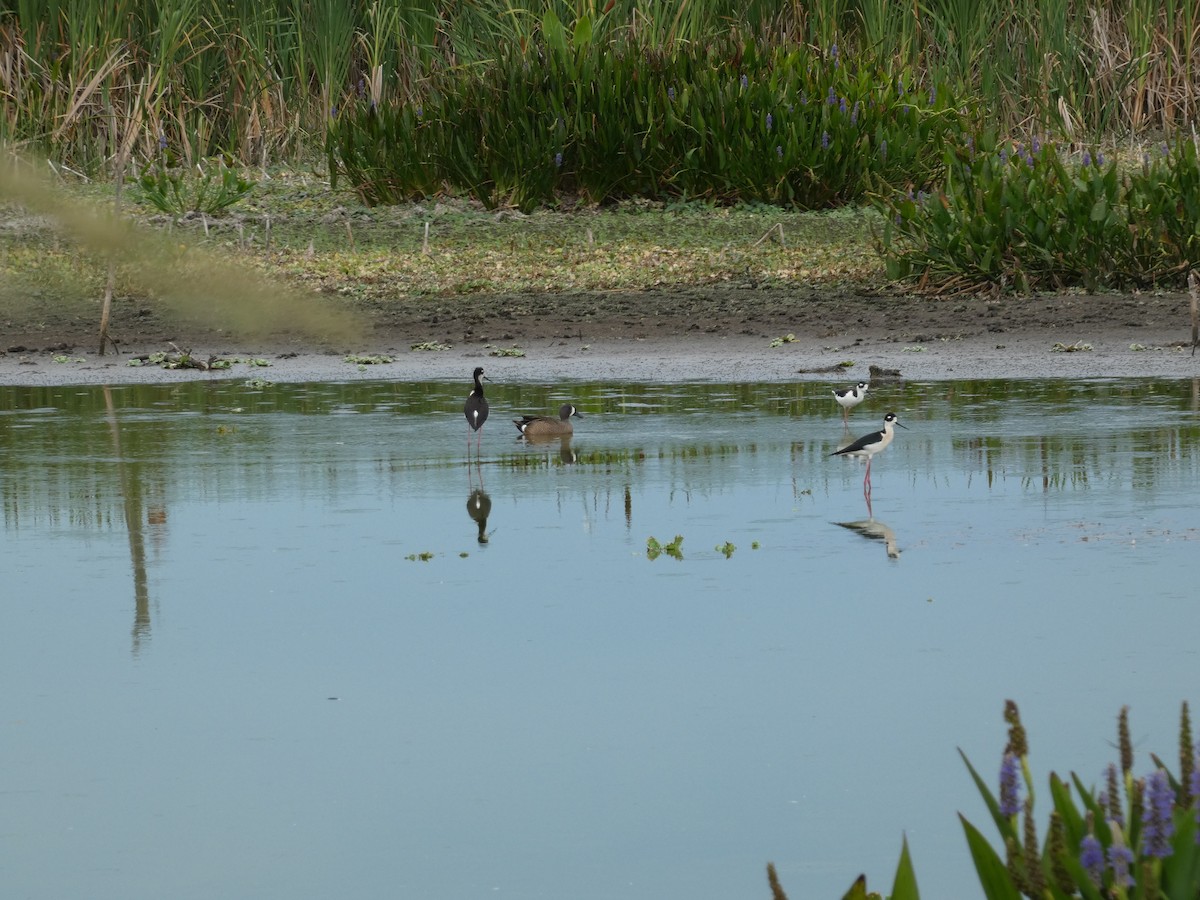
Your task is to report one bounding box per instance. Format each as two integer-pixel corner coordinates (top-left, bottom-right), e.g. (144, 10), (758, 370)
(2, 287), (1198, 385)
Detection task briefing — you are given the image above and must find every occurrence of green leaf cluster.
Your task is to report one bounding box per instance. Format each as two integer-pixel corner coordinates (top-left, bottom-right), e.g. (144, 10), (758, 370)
(877, 135), (1200, 291)
(134, 153), (256, 216)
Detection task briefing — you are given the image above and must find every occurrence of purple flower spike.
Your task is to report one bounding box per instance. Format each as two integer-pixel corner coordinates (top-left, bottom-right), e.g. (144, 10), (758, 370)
(898, 75), (905, 96)
(158, 133), (167, 151)
(668, 86), (675, 102)
(839, 97), (847, 114)
(830, 43), (838, 59)
(880, 139), (887, 160)
(827, 87), (836, 106)
(928, 85), (936, 105)
(821, 131), (830, 150)
(1031, 136), (1040, 154)
(1082, 151), (1091, 167)
(776, 145), (783, 160)
(740, 74), (749, 90)
(1108, 844), (1135, 888)
(554, 152), (563, 168)
(1096, 152), (1106, 166)
(1142, 769), (1176, 858)
(851, 101), (860, 125)
(999, 148), (1008, 164)
(1080, 834), (1104, 885)
(999, 752), (1021, 816)
(765, 112), (773, 131)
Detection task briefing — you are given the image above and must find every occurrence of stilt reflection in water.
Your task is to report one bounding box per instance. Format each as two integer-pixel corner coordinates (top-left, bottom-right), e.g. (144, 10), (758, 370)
(834, 517), (900, 559)
(467, 488), (492, 544)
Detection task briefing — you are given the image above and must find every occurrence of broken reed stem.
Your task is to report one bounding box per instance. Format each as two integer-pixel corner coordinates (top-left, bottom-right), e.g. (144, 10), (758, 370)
(1189, 270), (1198, 356)
(422, 220), (430, 254)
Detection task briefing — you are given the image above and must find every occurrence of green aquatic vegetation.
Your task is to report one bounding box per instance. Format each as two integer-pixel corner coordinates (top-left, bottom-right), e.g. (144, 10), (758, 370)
(770, 334), (797, 348)
(715, 541), (736, 558)
(405, 552), (434, 562)
(343, 354), (394, 364)
(831, 700), (1200, 899)
(646, 535), (684, 561)
(411, 341), (451, 352)
(487, 345), (526, 358)
(51, 355), (86, 363)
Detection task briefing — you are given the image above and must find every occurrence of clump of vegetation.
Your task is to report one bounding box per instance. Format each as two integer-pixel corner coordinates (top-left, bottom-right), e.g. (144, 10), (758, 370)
(715, 541), (736, 558)
(411, 341), (451, 351)
(343, 353), (394, 364)
(783, 700), (1200, 899)
(329, 26), (968, 211)
(134, 150), (255, 216)
(488, 345), (526, 358)
(877, 135), (1200, 292)
(646, 534), (684, 561)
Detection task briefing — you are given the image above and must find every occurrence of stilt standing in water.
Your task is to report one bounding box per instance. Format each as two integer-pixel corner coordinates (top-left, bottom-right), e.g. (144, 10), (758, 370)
(831, 412), (906, 497)
(464, 367), (489, 454)
(832, 381), (869, 425)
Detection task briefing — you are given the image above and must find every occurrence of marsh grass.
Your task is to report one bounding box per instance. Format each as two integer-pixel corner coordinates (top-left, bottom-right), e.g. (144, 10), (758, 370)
(2, 0), (1198, 179)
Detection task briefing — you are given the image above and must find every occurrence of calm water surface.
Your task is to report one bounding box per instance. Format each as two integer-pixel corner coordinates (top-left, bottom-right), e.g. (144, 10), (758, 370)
(2, 377), (1198, 900)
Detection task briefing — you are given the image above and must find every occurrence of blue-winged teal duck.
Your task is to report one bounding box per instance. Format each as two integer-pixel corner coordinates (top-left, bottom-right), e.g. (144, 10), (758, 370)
(512, 404), (581, 438)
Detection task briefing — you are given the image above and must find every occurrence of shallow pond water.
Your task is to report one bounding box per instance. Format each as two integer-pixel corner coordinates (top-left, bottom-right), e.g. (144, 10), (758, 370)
(2, 376), (1198, 900)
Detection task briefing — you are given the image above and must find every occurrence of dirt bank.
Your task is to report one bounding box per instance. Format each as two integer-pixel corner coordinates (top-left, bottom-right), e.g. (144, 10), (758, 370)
(2, 285), (1197, 385)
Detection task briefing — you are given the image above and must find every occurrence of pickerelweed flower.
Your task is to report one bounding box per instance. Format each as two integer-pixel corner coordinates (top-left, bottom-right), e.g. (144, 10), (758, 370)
(740, 74), (749, 90)
(1142, 769), (1176, 857)
(765, 113), (773, 131)
(839, 97), (847, 115)
(928, 84), (936, 105)
(1082, 150), (1092, 167)
(1096, 152), (1106, 166)
(999, 148), (1008, 164)
(1108, 843), (1135, 888)
(827, 87), (836, 105)
(999, 752), (1021, 815)
(850, 101), (860, 125)
(821, 131), (830, 150)
(880, 139), (887, 160)
(897, 75), (905, 96)
(1080, 834), (1104, 885)
(667, 86), (675, 102)
(554, 152), (563, 169)
(776, 145), (783, 160)
(158, 132), (167, 151)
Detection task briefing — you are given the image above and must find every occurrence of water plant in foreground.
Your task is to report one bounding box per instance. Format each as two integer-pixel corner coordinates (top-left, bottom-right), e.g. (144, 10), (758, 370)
(768, 699), (1200, 898)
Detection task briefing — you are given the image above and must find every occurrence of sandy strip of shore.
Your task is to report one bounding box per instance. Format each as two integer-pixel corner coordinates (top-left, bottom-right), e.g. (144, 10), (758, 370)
(1, 328), (1197, 387)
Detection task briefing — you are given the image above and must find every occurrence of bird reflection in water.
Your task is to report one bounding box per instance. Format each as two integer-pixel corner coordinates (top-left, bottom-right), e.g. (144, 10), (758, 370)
(834, 517), (900, 560)
(519, 432), (577, 465)
(467, 488), (492, 544)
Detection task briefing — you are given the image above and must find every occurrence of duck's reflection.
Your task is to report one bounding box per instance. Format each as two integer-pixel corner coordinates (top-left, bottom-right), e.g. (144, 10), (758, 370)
(833, 517), (900, 559)
(519, 433), (577, 464)
(466, 488), (492, 544)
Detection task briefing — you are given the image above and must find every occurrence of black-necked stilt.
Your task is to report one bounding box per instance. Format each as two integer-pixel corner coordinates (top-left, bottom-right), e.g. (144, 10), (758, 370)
(464, 367), (490, 452)
(831, 412), (906, 495)
(513, 404), (582, 438)
(833, 381), (869, 424)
